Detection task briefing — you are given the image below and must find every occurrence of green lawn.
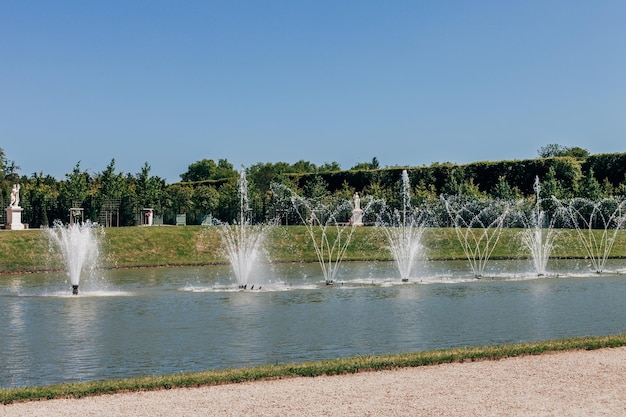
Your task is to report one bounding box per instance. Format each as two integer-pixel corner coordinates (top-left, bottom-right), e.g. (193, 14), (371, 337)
(1, 225), (625, 274)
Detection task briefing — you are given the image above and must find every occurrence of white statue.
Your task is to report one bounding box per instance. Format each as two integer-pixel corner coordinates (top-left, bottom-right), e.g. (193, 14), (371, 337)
(9, 184), (20, 208)
(353, 192), (361, 211)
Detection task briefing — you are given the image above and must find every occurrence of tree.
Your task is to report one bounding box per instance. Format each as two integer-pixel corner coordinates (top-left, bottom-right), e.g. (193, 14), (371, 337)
(539, 166), (565, 216)
(550, 158), (582, 197)
(290, 160), (318, 173)
(181, 159), (216, 182)
(92, 159), (130, 226)
(247, 162), (291, 193)
(165, 184), (194, 220)
(303, 175), (330, 200)
(0, 148), (20, 206)
(192, 185), (220, 221)
(538, 144), (589, 159)
(440, 167), (464, 195)
(566, 147), (591, 159)
(215, 181), (239, 223)
(0, 147), (20, 181)
(57, 162), (93, 222)
(538, 144), (564, 158)
(22, 172), (59, 227)
(0, 147), (7, 181)
(617, 175), (626, 197)
(98, 159), (125, 200)
(60, 162), (90, 204)
(135, 162), (166, 211)
(180, 158), (237, 182)
(318, 161), (342, 172)
(491, 175), (520, 200)
(350, 157), (379, 171)
(579, 169), (604, 200)
(458, 178), (487, 200)
(334, 180), (355, 202)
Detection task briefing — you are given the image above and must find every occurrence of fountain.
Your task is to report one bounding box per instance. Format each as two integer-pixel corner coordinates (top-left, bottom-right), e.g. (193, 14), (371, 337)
(442, 195), (511, 278)
(376, 170), (427, 282)
(219, 167), (269, 289)
(274, 184), (364, 285)
(47, 220), (102, 295)
(519, 176), (558, 276)
(554, 196), (626, 273)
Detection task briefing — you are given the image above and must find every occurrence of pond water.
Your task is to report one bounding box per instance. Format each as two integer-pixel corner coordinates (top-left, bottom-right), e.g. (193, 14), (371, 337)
(1, 259), (626, 388)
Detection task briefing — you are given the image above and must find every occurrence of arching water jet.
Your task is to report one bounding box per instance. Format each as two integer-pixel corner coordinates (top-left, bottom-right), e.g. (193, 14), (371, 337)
(554, 196), (626, 274)
(442, 195), (511, 278)
(272, 183), (369, 285)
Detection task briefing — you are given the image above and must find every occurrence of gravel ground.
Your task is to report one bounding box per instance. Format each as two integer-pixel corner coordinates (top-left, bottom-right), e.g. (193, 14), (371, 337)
(3, 346), (626, 416)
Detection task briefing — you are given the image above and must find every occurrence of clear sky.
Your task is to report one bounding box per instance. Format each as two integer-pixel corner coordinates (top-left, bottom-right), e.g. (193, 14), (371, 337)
(2, 1), (625, 183)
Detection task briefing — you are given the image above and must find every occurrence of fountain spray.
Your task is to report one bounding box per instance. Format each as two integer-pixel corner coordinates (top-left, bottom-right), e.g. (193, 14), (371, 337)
(519, 176), (558, 276)
(219, 167), (269, 289)
(442, 195), (511, 278)
(554, 196), (626, 274)
(48, 220), (102, 295)
(377, 170), (427, 282)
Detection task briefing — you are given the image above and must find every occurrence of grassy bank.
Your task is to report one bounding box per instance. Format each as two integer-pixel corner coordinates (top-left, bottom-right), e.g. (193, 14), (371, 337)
(1, 225), (625, 274)
(2, 334), (625, 404)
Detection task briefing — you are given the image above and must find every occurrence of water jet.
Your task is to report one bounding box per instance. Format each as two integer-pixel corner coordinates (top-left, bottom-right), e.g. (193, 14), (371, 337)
(376, 170), (427, 282)
(272, 183), (367, 284)
(219, 167), (270, 288)
(519, 176), (558, 276)
(47, 220), (102, 295)
(442, 195), (511, 278)
(554, 196), (626, 273)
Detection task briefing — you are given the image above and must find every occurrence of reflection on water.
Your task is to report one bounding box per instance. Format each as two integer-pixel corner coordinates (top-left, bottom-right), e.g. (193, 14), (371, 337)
(1, 259), (626, 388)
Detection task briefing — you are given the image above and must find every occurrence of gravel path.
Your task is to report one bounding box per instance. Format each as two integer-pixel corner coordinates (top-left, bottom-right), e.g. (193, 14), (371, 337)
(3, 347), (626, 416)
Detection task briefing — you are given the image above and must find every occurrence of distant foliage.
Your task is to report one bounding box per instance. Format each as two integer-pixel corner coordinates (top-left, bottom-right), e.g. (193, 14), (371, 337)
(538, 143), (590, 159)
(180, 158), (237, 183)
(2, 147), (626, 228)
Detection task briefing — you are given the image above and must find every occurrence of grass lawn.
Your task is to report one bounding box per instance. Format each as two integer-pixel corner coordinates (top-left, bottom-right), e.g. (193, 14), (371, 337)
(1, 225), (625, 274)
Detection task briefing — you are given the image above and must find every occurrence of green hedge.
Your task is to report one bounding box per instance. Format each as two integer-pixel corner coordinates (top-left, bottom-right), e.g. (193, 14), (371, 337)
(289, 154), (626, 198)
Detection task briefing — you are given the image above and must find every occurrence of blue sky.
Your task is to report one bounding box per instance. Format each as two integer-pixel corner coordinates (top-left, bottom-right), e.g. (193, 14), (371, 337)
(2, 1), (625, 183)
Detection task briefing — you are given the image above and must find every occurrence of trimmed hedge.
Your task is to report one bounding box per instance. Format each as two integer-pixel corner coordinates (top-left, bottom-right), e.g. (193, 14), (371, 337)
(288, 153), (626, 198)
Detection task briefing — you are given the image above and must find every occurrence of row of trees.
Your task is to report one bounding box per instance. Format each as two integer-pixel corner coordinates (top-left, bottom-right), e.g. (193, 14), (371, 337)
(1, 147), (625, 229)
(0, 150), (348, 228)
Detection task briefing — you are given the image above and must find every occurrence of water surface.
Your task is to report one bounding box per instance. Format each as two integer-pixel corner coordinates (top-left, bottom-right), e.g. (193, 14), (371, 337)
(1, 259), (625, 388)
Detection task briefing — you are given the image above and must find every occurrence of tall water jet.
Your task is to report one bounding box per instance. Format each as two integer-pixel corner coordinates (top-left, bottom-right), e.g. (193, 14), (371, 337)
(273, 183), (365, 285)
(219, 167), (269, 289)
(376, 170), (427, 282)
(47, 220), (102, 295)
(519, 176), (558, 276)
(554, 196), (626, 273)
(442, 195), (510, 278)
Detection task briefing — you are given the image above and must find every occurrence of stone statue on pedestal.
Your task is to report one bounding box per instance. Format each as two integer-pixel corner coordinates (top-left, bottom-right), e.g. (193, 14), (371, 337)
(5, 184), (25, 230)
(351, 192), (364, 226)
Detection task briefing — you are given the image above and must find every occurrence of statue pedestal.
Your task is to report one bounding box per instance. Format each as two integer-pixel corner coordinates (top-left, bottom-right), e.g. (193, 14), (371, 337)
(351, 208), (363, 226)
(5, 207), (25, 230)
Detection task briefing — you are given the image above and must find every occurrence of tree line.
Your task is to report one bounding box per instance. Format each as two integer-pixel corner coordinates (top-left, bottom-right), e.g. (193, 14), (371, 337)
(1, 146), (625, 229)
